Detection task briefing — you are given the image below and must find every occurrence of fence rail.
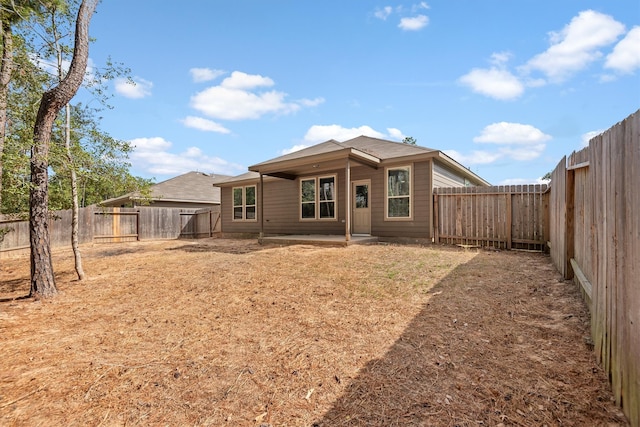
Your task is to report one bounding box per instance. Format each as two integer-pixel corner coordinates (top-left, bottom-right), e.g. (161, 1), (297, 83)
(549, 109), (639, 426)
(433, 185), (549, 251)
(0, 205), (221, 256)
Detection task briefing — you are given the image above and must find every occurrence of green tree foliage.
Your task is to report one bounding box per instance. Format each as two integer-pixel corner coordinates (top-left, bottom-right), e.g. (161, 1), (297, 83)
(0, 0), (48, 209)
(47, 103), (151, 209)
(0, 28), (49, 215)
(0, 0), (149, 216)
(402, 136), (417, 145)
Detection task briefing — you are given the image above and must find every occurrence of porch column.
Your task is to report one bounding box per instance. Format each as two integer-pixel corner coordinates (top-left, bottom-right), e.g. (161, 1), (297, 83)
(259, 173), (264, 239)
(345, 158), (351, 241)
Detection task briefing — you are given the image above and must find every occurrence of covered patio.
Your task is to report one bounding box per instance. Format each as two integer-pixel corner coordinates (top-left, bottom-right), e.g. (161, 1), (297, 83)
(250, 142), (381, 242)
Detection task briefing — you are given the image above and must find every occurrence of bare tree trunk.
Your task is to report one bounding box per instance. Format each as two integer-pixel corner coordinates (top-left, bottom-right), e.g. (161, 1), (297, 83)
(53, 9), (86, 281)
(29, 0), (97, 298)
(65, 103), (85, 280)
(0, 20), (13, 211)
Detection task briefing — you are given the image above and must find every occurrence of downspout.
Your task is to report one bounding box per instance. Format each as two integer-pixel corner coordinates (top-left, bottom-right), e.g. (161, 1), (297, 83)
(259, 173), (264, 241)
(345, 158), (351, 241)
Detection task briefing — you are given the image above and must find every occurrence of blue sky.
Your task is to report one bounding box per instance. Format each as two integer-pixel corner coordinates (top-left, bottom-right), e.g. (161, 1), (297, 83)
(82, 1), (639, 185)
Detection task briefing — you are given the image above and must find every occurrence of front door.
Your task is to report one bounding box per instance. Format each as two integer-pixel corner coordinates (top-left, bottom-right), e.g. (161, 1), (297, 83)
(352, 180), (371, 235)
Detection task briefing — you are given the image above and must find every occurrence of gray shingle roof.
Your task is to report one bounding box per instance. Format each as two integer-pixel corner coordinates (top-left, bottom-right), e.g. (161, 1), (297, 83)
(148, 171), (229, 202)
(249, 136), (436, 169)
(101, 171), (230, 205)
(221, 135), (489, 186)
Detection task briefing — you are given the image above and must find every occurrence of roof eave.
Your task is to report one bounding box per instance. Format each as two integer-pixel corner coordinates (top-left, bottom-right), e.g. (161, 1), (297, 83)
(248, 147), (380, 175)
(435, 152), (491, 186)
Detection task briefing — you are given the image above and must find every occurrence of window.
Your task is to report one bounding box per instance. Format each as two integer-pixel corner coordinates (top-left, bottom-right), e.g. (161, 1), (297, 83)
(300, 175), (336, 220)
(232, 185), (256, 221)
(319, 176), (335, 219)
(386, 166), (411, 218)
(301, 178), (316, 219)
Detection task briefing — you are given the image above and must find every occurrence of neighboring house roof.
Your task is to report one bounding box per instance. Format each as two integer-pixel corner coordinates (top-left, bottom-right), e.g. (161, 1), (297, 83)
(100, 171), (230, 206)
(219, 136), (489, 186)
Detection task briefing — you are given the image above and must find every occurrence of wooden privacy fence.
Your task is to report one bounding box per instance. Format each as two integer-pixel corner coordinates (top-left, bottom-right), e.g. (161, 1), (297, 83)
(0, 205), (221, 256)
(433, 185), (549, 251)
(549, 110), (639, 426)
(179, 209), (221, 239)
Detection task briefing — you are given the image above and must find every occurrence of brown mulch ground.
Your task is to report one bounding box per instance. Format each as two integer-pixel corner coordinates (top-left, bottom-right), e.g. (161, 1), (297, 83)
(0, 238), (629, 426)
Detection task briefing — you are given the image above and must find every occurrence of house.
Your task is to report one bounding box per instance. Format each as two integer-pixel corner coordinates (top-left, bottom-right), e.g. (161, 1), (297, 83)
(215, 136), (490, 243)
(100, 171), (230, 209)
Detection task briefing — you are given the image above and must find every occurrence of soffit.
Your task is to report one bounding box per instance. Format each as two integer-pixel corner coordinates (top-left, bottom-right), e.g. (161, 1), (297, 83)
(249, 147), (380, 179)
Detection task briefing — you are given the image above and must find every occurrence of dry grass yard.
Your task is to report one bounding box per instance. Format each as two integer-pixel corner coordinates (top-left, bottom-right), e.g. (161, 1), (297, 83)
(0, 238), (629, 426)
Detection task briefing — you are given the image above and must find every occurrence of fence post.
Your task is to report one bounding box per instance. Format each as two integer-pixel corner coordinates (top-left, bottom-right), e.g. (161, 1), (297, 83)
(135, 211), (140, 241)
(506, 192), (512, 250)
(433, 192), (439, 244)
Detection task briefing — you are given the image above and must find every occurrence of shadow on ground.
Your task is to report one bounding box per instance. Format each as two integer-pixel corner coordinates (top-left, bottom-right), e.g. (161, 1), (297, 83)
(167, 240), (270, 255)
(313, 250), (627, 427)
(0, 278), (29, 302)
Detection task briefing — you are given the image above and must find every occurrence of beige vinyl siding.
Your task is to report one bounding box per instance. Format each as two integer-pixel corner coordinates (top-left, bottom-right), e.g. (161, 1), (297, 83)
(221, 161), (434, 239)
(261, 173), (345, 235)
(220, 186), (261, 234)
(369, 161), (432, 239)
(221, 171), (347, 236)
(433, 161), (467, 188)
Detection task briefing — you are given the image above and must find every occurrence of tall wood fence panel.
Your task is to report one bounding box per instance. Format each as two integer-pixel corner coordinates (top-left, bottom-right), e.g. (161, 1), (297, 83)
(549, 110), (639, 426)
(179, 208), (222, 238)
(433, 185), (548, 251)
(0, 206), (221, 257)
(93, 208), (140, 243)
(549, 156), (568, 277)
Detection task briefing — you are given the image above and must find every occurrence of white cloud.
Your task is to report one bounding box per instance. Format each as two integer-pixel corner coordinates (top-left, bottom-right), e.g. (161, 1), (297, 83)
(459, 67), (524, 100)
(498, 144), (546, 161)
(298, 97), (326, 107)
(490, 51), (512, 66)
(280, 124), (405, 156)
(375, 4), (430, 31)
(448, 122), (551, 167)
(473, 122), (552, 145)
(500, 177), (551, 185)
(191, 87), (297, 120)
(413, 2), (430, 12)
(387, 128), (406, 140)
(181, 116), (231, 134)
(128, 137), (245, 177)
(461, 11), (629, 99)
(220, 71), (274, 90)
(115, 76), (153, 99)
(444, 149), (502, 166)
(581, 129), (604, 147)
(302, 124), (404, 144)
(374, 6), (392, 20)
(189, 67), (225, 83)
(190, 71), (321, 120)
(129, 136), (171, 152)
(523, 10), (625, 83)
(280, 144), (310, 155)
(398, 15), (429, 31)
(604, 26), (640, 74)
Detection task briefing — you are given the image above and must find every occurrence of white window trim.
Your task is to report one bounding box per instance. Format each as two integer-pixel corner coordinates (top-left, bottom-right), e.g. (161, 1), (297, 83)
(299, 174), (338, 221)
(232, 185), (257, 222)
(384, 165), (413, 221)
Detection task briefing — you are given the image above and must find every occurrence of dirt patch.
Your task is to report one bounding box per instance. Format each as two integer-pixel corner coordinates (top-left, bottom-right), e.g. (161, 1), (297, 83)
(0, 239), (628, 426)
